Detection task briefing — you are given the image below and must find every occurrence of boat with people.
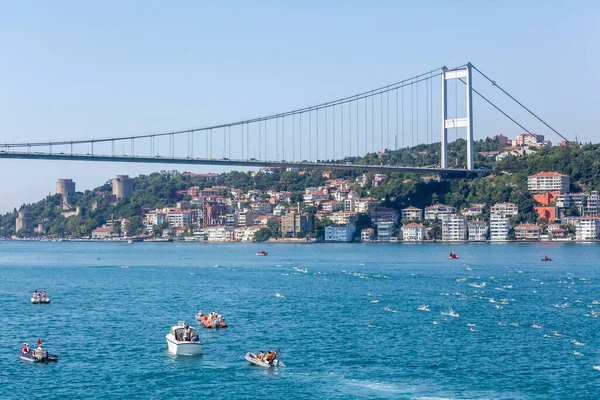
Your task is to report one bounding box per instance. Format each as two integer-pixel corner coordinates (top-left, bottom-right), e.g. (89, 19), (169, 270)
(245, 350), (284, 368)
(31, 289), (50, 304)
(256, 250), (268, 256)
(165, 321), (203, 355)
(195, 311), (227, 328)
(449, 252), (459, 259)
(19, 339), (57, 363)
(541, 255), (552, 262)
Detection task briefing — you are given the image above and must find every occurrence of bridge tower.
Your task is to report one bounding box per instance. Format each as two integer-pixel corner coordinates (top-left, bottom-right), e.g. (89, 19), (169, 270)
(441, 62), (474, 170)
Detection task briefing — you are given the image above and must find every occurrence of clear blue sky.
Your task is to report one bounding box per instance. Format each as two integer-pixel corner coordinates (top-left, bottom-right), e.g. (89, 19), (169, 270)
(1, 1), (598, 213)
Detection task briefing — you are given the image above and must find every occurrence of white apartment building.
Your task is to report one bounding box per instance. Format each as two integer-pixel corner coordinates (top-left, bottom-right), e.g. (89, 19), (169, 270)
(556, 193), (585, 209)
(205, 226), (234, 242)
(164, 208), (193, 228)
(355, 198), (379, 214)
(251, 202), (272, 214)
(233, 226), (263, 242)
(303, 193), (330, 205)
(490, 202), (519, 216)
(441, 215), (467, 242)
(401, 223), (425, 242)
(361, 228), (374, 242)
(324, 224), (356, 242)
(461, 205), (485, 217)
(424, 204), (456, 221)
(322, 201), (344, 213)
(401, 206), (422, 220)
(527, 172), (570, 194)
(468, 220), (488, 242)
(490, 214), (511, 241)
(344, 191), (359, 212)
(575, 217), (600, 241)
(376, 221), (395, 242)
(330, 212), (358, 225)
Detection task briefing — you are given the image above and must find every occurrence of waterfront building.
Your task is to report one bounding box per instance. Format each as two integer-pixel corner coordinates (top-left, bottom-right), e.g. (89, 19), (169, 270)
(424, 204), (456, 221)
(489, 214), (511, 241)
(401, 223), (425, 242)
(234, 225), (263, 242)
(490, 202), (519, 216)
(468, 220), (488, 241)
(205, 226), (234, 242)
(575, 217), (600, 241)
(371, 207), (399, 225)
(112, 175), (133, 200)
(376, 221), (395, 242)
(549, 228), (569, 240)
(514, 223), (540, 241)
(401, 206), (422, 220)
(281, 212), (314, 237)
(527, 172), (570, 194)
(361, 228), (374, 242)
(91, 227), (114, 240)
(324, 224), (356, 242)
(441, 215), (467, 242)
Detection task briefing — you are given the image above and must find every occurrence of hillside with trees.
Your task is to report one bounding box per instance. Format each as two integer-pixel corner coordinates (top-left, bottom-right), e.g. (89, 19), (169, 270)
(0, 138), (593, 238)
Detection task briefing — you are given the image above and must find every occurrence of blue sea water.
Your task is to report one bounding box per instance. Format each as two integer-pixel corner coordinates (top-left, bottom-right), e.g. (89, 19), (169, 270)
(1, 241), (599, 399)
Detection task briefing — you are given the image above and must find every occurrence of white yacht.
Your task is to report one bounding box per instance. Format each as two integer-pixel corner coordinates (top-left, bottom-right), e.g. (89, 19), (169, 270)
(165, 321), (203, 355)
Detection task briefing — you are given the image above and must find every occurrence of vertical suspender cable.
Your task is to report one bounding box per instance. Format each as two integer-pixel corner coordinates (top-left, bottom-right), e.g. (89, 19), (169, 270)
(341, 103), (344, 159)
(396, 88), (399, 150)
(333, 105), (336, 160)
(386, 90), (390, 151)
(309, 110), (312, 162)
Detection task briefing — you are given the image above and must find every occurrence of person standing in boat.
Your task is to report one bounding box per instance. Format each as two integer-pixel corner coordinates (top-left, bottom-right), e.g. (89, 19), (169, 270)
(21, 343), (29, 354)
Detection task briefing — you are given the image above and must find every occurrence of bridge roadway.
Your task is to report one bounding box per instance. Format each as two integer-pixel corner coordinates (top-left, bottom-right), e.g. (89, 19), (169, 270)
(0, 151), (473, 178)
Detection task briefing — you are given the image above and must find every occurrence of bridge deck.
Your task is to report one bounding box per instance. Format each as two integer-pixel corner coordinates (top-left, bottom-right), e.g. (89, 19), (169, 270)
(0, 151), (473, 177)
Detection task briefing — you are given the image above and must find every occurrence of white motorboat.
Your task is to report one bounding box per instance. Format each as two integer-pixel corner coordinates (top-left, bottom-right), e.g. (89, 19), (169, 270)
(165, 321), (203, 355)
(245, 351), (285, 368)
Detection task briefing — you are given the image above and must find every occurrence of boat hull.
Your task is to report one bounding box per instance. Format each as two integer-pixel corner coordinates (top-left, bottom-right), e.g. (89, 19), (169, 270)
(166, 334), (203, 355)
(31, 298), (51, 304)
(19, 352), (58, 362)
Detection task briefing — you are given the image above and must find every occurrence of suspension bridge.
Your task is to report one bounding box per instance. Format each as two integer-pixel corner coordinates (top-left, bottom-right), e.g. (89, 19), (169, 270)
(0, 62), (566, 177)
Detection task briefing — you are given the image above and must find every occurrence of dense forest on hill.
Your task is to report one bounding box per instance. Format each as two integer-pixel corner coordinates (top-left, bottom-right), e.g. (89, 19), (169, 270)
(0, 138), (593, 237)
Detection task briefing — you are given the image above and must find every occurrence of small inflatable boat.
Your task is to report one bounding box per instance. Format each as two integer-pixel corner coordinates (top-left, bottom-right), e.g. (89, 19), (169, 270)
(19, 350), (58, 363)
(31, 297), (51, 304)
(245, 352), (285, 368)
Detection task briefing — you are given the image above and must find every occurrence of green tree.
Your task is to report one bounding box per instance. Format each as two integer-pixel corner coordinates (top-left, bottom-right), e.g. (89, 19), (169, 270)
(253, 228), (272, 242)
(125, 216), (143, 236)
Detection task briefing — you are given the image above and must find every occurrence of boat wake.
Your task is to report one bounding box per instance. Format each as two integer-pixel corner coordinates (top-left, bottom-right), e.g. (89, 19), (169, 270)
(384, 306), (399, 313)
(274, 293), (284, 298)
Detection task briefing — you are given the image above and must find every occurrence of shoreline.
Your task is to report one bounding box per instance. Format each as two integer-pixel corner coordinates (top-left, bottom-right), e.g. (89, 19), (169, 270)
(1, 238), (597, 244)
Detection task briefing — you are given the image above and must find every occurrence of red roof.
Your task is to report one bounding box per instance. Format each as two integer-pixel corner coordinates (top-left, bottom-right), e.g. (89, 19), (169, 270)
(403, 206), (421, 211)
(530, 172), (568, 177)
(515, 223), (540, 229)
(403, 223), (424, 227)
